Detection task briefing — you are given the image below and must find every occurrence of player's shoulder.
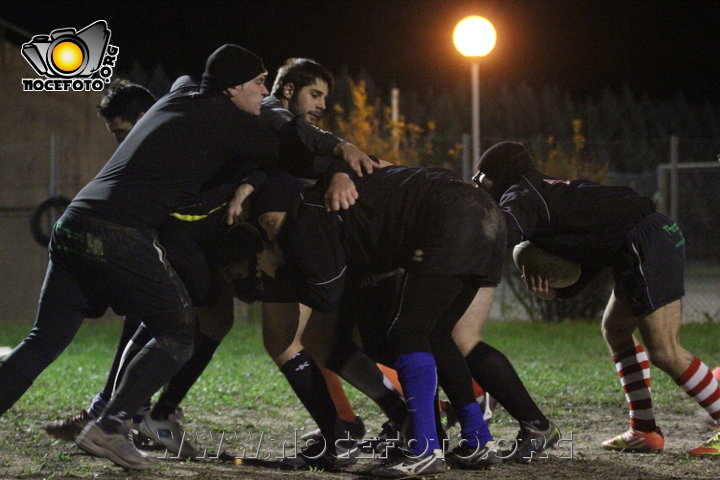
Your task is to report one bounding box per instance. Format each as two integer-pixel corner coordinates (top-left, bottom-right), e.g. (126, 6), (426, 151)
(170, 75), (198, 92)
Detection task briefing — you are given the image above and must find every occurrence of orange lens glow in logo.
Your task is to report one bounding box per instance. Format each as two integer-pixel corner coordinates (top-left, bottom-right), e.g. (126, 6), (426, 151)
(51, 41), (84, 72)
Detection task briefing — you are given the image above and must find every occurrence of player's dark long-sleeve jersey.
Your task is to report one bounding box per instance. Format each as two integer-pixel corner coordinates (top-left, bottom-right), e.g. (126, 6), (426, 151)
(275, 166), (503, 312)
(259, 96), (342, 178)
(70, 76), (341, 230)
(499, 170), (655, 267)
(499, 170), (656, 298)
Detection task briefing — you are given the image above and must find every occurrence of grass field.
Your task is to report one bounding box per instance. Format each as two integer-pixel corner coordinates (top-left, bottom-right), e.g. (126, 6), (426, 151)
(1, 314), (720, 479)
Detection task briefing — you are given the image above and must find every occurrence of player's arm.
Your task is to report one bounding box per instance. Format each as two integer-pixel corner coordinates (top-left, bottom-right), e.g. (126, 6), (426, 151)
(499, 187), (543, 247)
(323, 171), (358, 212)
(261, 100), (374, 177)
(225, 181), (258, 225)
(220, 170), (271, 225)
(500, 188), (552, 296)
(169, 75), (199, 93)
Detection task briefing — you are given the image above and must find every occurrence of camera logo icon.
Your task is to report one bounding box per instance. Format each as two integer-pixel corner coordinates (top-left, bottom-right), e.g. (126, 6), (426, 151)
(21, 20), (119, 92)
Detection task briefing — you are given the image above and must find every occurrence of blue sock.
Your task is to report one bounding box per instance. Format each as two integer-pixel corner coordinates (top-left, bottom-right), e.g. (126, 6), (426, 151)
(458, 401), (493, 448)
(394, 352), (440, 456)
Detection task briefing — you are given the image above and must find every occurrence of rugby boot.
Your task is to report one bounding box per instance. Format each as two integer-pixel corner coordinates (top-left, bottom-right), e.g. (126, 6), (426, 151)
(602, 427), (664, 454)
(689, 428), (720, 456)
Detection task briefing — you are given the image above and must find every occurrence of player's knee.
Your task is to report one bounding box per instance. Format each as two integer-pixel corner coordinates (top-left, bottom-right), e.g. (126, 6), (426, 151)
(452, 326), (482, 356)
(159, 330), (195, 366)
(643, 343), (677, 373)
(601, 321), (630, 344)
(21, 334), (64, 365)
(147, 306), (197, 365)
(200, 313), (234, 342)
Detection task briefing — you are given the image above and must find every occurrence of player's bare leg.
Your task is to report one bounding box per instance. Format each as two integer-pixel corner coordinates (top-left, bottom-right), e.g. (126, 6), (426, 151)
(262, 303), (357, 467)
(601, 288), (664, 453)
(638, 298), (720, 455)
(602, 290), (720, 455)
(636, 300), (692, 376)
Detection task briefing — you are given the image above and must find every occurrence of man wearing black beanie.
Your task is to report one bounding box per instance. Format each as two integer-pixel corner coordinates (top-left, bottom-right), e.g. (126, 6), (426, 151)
(0, 43), (362, 471)
(201, 44), (266, 92)
(200, 44), (268, 116)
(0, 44), (278, 470)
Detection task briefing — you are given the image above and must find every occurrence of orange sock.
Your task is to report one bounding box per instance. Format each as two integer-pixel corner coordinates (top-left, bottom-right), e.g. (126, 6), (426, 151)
(319, 366), (356, 424)
(472, 380), (485, 398)
(376, 363), (403, 395)
(376, 362), (486, 412)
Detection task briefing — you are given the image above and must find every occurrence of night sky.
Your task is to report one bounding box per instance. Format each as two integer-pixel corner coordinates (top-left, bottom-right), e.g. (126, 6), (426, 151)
(3, 0), (720, 103)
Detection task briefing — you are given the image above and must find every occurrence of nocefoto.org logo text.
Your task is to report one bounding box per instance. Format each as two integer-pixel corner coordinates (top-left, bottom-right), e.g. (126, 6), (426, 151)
(21, 20), (119, 92)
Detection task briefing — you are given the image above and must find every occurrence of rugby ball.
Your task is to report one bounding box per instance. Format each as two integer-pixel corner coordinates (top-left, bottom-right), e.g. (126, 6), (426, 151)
(512, 241), (581, 289)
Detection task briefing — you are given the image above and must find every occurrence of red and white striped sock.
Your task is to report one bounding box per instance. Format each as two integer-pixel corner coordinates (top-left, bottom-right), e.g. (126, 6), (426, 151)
(614, 344), (656, 432)
(676, 357), (720, 424)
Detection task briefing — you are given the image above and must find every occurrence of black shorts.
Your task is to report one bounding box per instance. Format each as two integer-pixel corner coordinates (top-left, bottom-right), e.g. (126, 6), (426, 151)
(613, 212), (685, 316)
(339, 270), (404, 365)
(51, 211), (192, 317)
(407, 182), (505, 283)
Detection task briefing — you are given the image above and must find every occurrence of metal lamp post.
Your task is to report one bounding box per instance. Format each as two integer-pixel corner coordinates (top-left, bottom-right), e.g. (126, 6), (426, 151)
(453, 16), (496, 177)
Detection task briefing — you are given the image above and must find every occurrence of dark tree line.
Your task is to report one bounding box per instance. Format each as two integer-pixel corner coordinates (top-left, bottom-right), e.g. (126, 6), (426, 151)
(121, 62), (720, 175)
(330, 73), (720, 174)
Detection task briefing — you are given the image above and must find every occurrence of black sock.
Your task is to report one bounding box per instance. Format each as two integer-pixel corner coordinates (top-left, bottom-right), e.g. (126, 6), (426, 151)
(466, 342), (549, 429)
(433, 335), (476, 409)
(280, 350), (340, 448)
(327, 347), (407, 424)
(152, 333), (220, 420)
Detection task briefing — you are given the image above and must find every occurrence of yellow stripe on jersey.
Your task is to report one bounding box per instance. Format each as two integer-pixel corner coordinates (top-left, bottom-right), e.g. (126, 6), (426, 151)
(169, 203), (228, 222)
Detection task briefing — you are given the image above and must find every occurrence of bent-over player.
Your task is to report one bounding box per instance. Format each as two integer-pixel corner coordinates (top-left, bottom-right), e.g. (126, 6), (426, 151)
(475, 141), (720, 456)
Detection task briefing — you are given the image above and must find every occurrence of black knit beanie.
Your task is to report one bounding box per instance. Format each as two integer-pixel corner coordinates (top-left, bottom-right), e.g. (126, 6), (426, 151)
(249, 175), (306, 226)
(200, 44), (266, 92)
(476, 141), (536, 200)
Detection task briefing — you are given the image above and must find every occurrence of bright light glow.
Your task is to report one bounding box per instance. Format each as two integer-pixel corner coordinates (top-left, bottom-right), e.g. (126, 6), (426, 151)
(52, 41), (83, 72)
(453, 16), (496, 57)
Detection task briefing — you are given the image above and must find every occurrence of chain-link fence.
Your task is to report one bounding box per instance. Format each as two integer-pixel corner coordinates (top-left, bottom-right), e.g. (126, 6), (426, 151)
(1, 131), (717, 324)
